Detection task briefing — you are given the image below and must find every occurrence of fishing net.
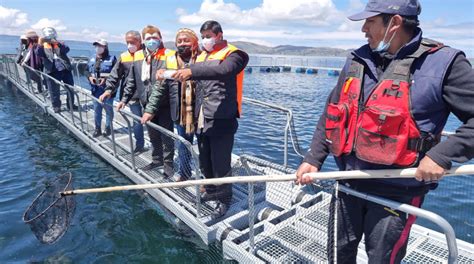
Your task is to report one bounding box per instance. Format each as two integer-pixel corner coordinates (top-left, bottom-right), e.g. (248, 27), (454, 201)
(23, 172), (76, 244)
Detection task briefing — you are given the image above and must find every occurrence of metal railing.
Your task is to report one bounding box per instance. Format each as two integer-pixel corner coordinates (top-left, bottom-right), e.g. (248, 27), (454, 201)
(1, 54), (472, 263)
(0, 54), (205, 215)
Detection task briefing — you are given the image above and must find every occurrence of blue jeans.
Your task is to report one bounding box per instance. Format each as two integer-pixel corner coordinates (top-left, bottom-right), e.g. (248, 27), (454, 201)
(176, 124), (194, 179)
(93, 97), (114, 130)
(129, 101), (144, 149)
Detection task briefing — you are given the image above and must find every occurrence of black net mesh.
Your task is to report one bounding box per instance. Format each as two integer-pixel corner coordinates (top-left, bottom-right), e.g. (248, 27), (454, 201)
(23, 172), (76, 244)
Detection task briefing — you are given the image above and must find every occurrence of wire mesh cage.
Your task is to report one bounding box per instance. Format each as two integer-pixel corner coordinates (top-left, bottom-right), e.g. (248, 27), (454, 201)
(23, 172), (76, 244)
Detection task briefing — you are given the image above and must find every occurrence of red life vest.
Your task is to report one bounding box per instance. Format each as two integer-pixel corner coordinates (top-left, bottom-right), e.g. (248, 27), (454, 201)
(325, 40), (444, 166)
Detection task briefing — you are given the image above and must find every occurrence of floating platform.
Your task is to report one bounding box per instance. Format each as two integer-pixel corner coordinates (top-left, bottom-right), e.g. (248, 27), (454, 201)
(1, 55), (472, 263)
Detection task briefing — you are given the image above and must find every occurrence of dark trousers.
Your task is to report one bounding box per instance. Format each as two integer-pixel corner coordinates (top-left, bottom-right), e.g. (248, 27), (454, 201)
(328, 190), (424, 264)
(197, 132), (234, 204)
(25, 67), (43, 93)
(147, 107), (174, 171)
(46, 70), (75, 108)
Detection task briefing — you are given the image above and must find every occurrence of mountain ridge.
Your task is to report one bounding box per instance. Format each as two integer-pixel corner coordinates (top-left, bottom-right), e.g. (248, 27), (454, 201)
(1, 34), (350, 57)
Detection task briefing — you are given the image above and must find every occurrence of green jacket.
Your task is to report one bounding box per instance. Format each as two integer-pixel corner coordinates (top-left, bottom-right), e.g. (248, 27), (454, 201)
(145, 79), (176, 115)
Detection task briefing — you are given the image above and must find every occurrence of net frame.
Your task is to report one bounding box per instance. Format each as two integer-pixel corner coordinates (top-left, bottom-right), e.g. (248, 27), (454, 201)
(23, 172), (76, 244)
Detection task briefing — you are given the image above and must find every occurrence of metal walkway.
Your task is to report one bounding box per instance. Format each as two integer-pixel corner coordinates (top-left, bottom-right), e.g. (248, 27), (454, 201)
(1, 55), (473, 263)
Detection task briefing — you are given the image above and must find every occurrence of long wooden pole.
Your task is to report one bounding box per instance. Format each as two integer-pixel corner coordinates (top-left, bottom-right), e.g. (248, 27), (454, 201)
(61, 164), (474, 196)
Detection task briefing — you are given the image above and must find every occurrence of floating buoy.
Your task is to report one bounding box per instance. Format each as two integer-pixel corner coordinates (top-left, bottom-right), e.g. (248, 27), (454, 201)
(282, 66), (291, 72)
(306, 68), (318, 74)
(328, 70), (340, 76)
(295, 67), (307, 73)
(257, 207), (280, 221)
(270, 66), (280, 73)
(244, 67), (253, 73)
(259, 67), (271, 73)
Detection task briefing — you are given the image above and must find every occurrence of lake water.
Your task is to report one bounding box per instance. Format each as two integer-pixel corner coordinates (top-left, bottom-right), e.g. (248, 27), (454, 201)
(0, 39), (472, 262)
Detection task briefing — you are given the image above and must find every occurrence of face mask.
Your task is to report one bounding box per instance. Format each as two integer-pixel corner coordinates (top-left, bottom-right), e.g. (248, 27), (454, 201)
(373, 18), (397, 53)
(127, 43), (138, 53)
(201, 37), (216, 52)
(96, 46), (105, 54)
(145, 39), (160, 52)
(177, 45), (192, 57)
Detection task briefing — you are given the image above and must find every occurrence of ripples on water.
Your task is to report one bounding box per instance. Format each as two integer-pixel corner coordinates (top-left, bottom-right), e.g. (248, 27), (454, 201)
(0, 81), (226, 263)
(0, 68), (472, 262)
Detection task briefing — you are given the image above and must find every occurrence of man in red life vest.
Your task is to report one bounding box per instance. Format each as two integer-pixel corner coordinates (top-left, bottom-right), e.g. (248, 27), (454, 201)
(296, 0), (474, 263)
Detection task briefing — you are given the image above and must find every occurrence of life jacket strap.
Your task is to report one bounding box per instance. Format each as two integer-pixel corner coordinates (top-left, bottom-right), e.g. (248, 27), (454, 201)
(407, 134), (441, 153)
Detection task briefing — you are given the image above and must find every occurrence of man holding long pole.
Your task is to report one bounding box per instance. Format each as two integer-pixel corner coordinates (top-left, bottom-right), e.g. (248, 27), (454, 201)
(296, 0), (474, 263)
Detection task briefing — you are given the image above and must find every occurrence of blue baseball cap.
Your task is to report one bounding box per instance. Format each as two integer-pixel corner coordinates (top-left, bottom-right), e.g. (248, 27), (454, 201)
(348, 0), (421, 21)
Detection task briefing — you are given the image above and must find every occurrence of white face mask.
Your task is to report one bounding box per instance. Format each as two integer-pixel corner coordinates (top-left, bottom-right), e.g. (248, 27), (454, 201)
(96, 46), (105, 54)
(373, 17), (397, 53)
(201, 37), (216, 52)
(127, 43), (138, 53)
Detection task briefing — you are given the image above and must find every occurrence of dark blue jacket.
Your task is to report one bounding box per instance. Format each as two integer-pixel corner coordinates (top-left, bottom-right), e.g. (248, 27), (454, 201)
(88, 54), (117, 98)
(37, 42), (72, 74)
(304, 29), (474, 191)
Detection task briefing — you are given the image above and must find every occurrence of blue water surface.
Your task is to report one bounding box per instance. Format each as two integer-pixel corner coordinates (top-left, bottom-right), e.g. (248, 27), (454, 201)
(0, 39), (472, 262)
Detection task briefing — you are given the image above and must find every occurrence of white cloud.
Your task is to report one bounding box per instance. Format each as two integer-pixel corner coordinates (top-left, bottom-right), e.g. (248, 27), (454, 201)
(0, 5), (29, 34)
(177, 0), (344, 27)
(31, 18), (67, 31)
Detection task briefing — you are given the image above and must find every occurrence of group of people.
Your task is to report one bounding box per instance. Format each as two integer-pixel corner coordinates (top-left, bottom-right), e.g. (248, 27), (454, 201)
(95, 21), (248, 218)
(15, 20), (248, 219)
(14, 0), (474, 262)
(16, 27), (78, 113)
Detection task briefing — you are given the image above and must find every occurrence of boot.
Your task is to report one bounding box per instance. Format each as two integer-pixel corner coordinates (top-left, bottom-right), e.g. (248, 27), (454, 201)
(92, 128), (101, 137)
(103, 127), (111, 136)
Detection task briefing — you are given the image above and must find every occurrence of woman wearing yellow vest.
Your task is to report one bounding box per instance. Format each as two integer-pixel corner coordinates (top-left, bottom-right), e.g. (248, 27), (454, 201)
(173, 20), (249, 219)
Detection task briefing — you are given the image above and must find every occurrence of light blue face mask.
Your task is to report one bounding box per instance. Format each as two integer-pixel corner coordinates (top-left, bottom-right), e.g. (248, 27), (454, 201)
(373, 18), (397, 53)
(145, 39), (160, 52)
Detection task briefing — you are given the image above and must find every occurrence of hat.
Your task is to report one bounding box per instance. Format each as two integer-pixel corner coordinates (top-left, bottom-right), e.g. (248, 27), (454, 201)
(25, 30), (38, 39)
(93, 38), (108, 46)
(175, 28), (198, 43)
(348, 0), (421, 21)
(20, 35), (27, 40)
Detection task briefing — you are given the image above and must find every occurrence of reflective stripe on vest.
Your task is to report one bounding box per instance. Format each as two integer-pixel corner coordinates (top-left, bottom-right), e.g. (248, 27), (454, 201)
(120, 51), (134, 63)
(196, 44), (244, 116)
(133, 48), (176, 68)
(325, 40), (444, 166)
(166, 53), (178, 70)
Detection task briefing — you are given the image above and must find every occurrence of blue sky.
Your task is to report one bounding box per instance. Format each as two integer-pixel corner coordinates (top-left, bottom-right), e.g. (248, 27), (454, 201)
(1, 0), (473, 56)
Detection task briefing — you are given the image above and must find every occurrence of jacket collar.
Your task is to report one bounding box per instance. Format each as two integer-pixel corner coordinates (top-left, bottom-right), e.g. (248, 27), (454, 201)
(352, 28), (423, 79)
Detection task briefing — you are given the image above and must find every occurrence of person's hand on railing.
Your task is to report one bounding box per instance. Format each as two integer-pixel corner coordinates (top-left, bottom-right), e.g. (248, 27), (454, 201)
(415, 156), (446, 182)
(98, 90), (111, 102)
(155, 69), (166, 81)
(98, 78), (106, 86)
(116, 101), (126, 111)
(141, 112), (155, 124)
(295, 162), (319, 185)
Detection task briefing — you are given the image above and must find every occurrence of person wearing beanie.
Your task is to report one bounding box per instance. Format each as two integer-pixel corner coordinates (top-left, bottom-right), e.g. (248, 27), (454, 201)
(142, 28), (200, 182)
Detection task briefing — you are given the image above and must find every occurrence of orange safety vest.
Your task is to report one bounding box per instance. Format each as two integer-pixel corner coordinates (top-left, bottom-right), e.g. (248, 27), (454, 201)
(196, 44), (244, 116)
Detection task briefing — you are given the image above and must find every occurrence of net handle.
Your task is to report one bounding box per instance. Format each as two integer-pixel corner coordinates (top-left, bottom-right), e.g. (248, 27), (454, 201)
(61, 164), (474, 196)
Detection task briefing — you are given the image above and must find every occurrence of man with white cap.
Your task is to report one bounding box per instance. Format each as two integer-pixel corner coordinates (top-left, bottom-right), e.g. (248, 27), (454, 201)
(296, 0), (474, 262)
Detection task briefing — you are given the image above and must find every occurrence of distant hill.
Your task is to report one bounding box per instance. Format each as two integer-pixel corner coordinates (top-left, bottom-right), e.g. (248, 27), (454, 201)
(230, 41), (351, 57)
(1, 34), (349, 57)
